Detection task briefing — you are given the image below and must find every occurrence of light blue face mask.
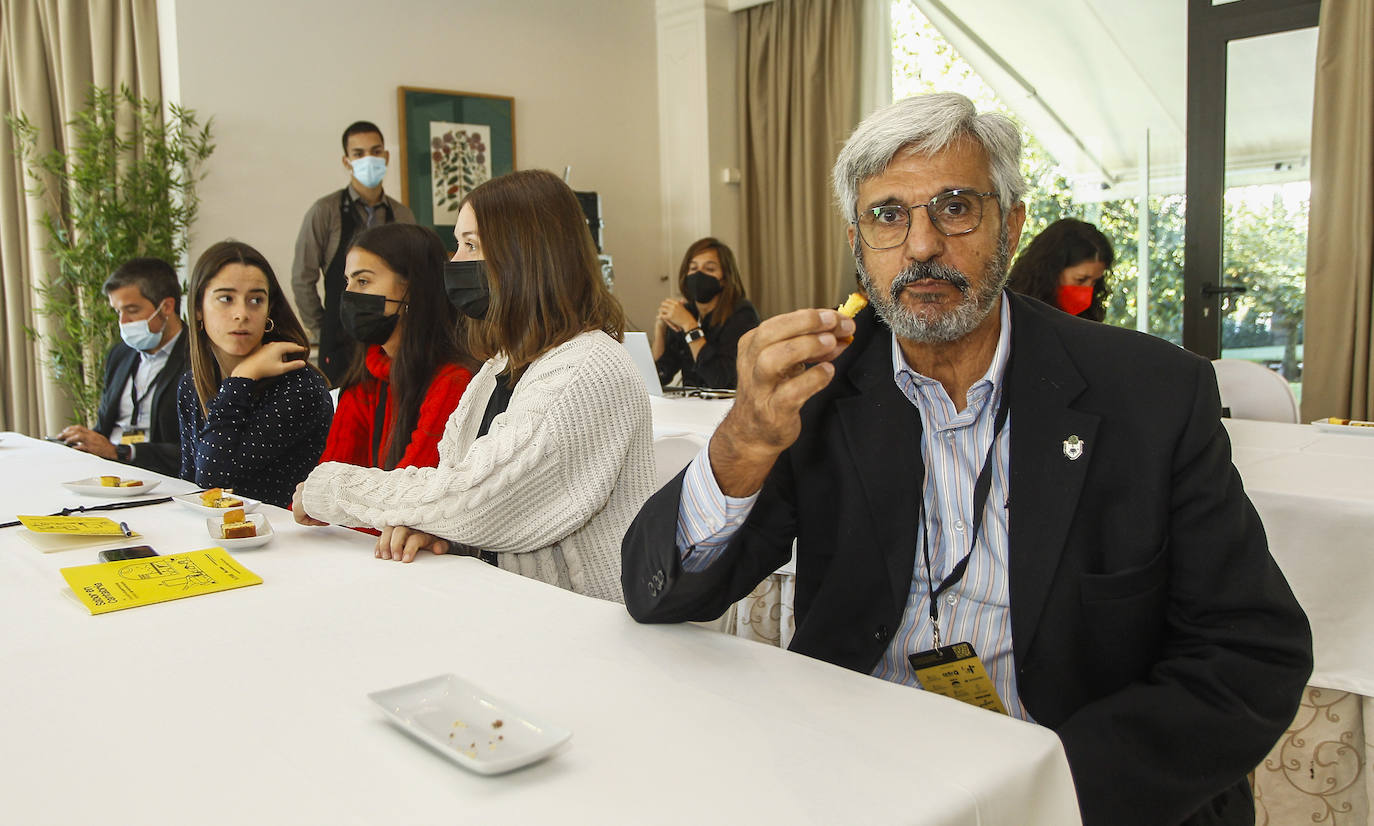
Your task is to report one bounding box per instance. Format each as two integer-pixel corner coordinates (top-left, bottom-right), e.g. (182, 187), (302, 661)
(351, 155), (387, 189)
(120, 313), (163, 352)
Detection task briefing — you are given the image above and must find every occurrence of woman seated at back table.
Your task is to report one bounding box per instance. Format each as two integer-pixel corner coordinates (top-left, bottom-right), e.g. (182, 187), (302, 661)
(1007, 218), (1115, 321)
(294, 169), (654, 603)
(319, 223), (473, 474)
(177, 240), (333, 508)
(652, 237), (759, 388)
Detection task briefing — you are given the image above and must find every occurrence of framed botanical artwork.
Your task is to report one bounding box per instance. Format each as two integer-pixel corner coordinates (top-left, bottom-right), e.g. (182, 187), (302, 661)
(397, 86), (516, 248)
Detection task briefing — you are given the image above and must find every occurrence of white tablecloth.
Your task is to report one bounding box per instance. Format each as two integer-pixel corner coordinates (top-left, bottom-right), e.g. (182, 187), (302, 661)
(1223, 419), (1374, 697)
(635, 405), (1374, 821)
(1221, 420), (1374, 824)
(0, 433), (1079, 826)
(643, 408), (1373, 699)
(649, 394), (734, 440)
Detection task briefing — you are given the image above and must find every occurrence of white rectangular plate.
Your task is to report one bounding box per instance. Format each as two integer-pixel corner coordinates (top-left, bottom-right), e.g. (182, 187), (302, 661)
(61, 478), (161, 497)
(203, 513), (273, 549)
(1311, 419), (1374, 437)
(173, 491), (263, 516)
(368, 673), (571, 775)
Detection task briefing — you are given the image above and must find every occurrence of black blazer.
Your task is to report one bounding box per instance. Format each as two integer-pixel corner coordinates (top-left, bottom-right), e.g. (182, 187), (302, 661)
(95, 332), (189, 477)
(622, 292), (1312, 826)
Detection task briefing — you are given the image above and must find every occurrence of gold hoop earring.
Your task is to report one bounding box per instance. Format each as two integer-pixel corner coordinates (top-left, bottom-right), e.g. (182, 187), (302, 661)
(264, 318), (275, 333)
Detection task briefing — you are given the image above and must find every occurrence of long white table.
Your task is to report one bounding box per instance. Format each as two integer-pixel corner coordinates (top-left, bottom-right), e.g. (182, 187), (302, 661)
(649, 393), (734, 440)
(1222, 418), (1374, 697)
(644, 404), (1374, 822)
(650, 401), (1374, 697)
(1219, 419), (1374, 824)
(0, 433), (1080, 825)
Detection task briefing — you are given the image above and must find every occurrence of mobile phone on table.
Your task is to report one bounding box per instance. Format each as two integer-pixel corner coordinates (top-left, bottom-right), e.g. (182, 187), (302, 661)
(98, 546), (158, 562)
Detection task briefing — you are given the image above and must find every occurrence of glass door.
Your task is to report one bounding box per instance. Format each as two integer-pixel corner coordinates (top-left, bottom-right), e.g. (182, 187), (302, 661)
(1218, 27), (1317, 401)
(1183, 0), (1320, 368)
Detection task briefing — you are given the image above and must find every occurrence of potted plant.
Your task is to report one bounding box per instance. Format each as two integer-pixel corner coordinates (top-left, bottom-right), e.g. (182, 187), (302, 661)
(7, 84), (214, 425)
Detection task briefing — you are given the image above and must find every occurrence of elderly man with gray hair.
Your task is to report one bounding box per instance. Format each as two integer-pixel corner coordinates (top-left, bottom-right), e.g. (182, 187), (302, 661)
(621, 92), (1311, 825)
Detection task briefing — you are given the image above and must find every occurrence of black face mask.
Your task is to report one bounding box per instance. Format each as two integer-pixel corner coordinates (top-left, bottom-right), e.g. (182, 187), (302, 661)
(444, 260), (491, 320)
(684, 271), (723, 304)
(339, 291), (403, 345)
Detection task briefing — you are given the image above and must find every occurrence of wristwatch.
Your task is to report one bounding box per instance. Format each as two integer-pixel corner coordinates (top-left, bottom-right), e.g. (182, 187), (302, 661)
(683, 327), (705, 344)
(116, 443), (133, 462)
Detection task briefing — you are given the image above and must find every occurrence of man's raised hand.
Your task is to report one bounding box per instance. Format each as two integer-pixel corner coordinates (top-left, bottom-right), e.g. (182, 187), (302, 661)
(708, 309), (854, 497)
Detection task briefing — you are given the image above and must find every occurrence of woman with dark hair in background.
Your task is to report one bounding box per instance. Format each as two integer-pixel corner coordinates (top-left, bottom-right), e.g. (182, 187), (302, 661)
(1007, 218), (1115, 322)
(295, 169), (653, 602)
(177, 240), (333, 508)
(652, 237), (759, 388)
(318, 223), (473, 474)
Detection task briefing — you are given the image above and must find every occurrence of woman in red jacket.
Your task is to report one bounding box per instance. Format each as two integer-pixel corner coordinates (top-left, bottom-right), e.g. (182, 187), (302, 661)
(319, 223), (473, 471)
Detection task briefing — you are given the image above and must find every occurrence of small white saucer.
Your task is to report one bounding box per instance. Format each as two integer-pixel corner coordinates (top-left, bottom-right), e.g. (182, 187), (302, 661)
(61, 477), (161, 497)
(174, 491), (263, 516)
(204, 513), (273, 549)
(368, 673), (572, 775)
(1311, 419), (1374, 437)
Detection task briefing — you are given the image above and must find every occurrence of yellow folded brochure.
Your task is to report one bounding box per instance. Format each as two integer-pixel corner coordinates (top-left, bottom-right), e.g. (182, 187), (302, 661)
(60, 548), (262, 614)
(18, 515), (132, 535)
(17, 515), (141, 554)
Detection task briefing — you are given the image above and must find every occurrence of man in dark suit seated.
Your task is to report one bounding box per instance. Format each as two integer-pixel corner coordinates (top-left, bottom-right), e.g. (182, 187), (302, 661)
(58, 257), (188, 477)
(621, 93), (1312, 826)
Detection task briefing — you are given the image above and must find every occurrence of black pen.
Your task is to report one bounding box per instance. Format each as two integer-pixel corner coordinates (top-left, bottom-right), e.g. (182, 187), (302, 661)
(0, 496), (172, 530)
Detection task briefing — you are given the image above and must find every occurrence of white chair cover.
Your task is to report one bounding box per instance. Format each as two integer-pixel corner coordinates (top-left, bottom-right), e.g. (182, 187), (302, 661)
(1212, 359), (1300, 423)
(652, 433), (707, 489)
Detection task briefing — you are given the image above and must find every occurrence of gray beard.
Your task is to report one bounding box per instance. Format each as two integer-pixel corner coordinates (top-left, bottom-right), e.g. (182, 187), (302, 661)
(855, 225), (1011, 344)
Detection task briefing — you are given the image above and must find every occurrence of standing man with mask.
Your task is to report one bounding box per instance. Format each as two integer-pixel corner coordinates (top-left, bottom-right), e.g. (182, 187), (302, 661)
(59, 257), (188, 477)
(293, 120), (415, 386)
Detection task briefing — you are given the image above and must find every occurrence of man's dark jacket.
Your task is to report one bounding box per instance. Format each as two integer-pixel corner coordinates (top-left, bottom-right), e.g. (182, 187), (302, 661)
(622, 292), (1312, 826)
(94, 333), (189, 477)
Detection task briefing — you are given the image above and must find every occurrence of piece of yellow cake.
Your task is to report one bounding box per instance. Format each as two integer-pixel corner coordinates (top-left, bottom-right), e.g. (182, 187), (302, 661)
(221, 509), (256, 539)
(199, 487), (243, 508)
(836, 291), (868, 318)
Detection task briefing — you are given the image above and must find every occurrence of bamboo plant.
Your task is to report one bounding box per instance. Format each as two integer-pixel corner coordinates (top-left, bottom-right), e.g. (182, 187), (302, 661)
(7, 84), (214, 425)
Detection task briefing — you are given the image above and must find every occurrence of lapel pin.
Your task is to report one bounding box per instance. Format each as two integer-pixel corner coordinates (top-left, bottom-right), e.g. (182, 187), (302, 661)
(1062, 435), (1084, 461)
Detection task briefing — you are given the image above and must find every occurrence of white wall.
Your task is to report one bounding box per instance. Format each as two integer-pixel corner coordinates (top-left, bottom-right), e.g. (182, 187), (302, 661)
(704, 5), (741, 259)
(163, 0), (666, 330)
(655, 0), (742, 293)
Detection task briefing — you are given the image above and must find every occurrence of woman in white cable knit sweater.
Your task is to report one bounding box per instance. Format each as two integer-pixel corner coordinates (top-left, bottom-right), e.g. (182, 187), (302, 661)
(293, 170), (654, 602)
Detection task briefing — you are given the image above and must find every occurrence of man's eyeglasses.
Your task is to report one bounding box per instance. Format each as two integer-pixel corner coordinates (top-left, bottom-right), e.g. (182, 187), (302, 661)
(855, 190), (998, 249)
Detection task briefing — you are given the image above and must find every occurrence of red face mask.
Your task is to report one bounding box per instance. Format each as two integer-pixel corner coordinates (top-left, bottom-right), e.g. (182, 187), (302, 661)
(1057, 284), (1094, 316)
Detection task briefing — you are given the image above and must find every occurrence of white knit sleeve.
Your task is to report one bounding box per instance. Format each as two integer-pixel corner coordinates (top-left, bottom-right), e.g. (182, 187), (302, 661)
(300, 334), (645, 553)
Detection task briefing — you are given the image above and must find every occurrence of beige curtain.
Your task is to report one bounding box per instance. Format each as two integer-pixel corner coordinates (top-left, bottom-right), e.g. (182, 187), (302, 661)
(0, 0), (161, 435)
(1300, 0), (1374, 422)
(737, 0), (863, 319)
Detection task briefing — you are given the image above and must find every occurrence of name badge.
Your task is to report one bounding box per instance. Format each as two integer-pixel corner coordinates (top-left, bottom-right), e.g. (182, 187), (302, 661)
(120, 429), (148, 445)
(908, 642), (1008, 715)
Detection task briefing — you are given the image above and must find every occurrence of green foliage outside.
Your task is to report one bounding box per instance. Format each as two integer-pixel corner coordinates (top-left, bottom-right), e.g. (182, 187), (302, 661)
(7, 85), (215, 424)
(891, 1), (1308, 380)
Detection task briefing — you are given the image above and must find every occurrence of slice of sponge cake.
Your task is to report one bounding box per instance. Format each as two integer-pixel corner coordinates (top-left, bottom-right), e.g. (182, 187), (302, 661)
(221, 509), (256, 539)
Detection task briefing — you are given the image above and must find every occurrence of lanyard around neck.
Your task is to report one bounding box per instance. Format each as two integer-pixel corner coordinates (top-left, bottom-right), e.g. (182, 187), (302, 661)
(129, 364), (154, 428)
(918, 385), (1010, 649)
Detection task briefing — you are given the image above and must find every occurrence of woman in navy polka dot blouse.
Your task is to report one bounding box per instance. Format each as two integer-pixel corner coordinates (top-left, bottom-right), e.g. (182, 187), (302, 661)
(177, 241), (333, 508)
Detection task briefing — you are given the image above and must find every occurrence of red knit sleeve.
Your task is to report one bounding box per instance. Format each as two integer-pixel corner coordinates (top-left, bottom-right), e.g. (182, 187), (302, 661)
(318, 382), (376, 466)
(394, 363), (473, 469)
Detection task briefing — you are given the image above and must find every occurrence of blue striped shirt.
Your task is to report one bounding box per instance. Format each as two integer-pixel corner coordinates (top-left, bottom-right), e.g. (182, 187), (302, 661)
(675, 299), (1029, 720)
